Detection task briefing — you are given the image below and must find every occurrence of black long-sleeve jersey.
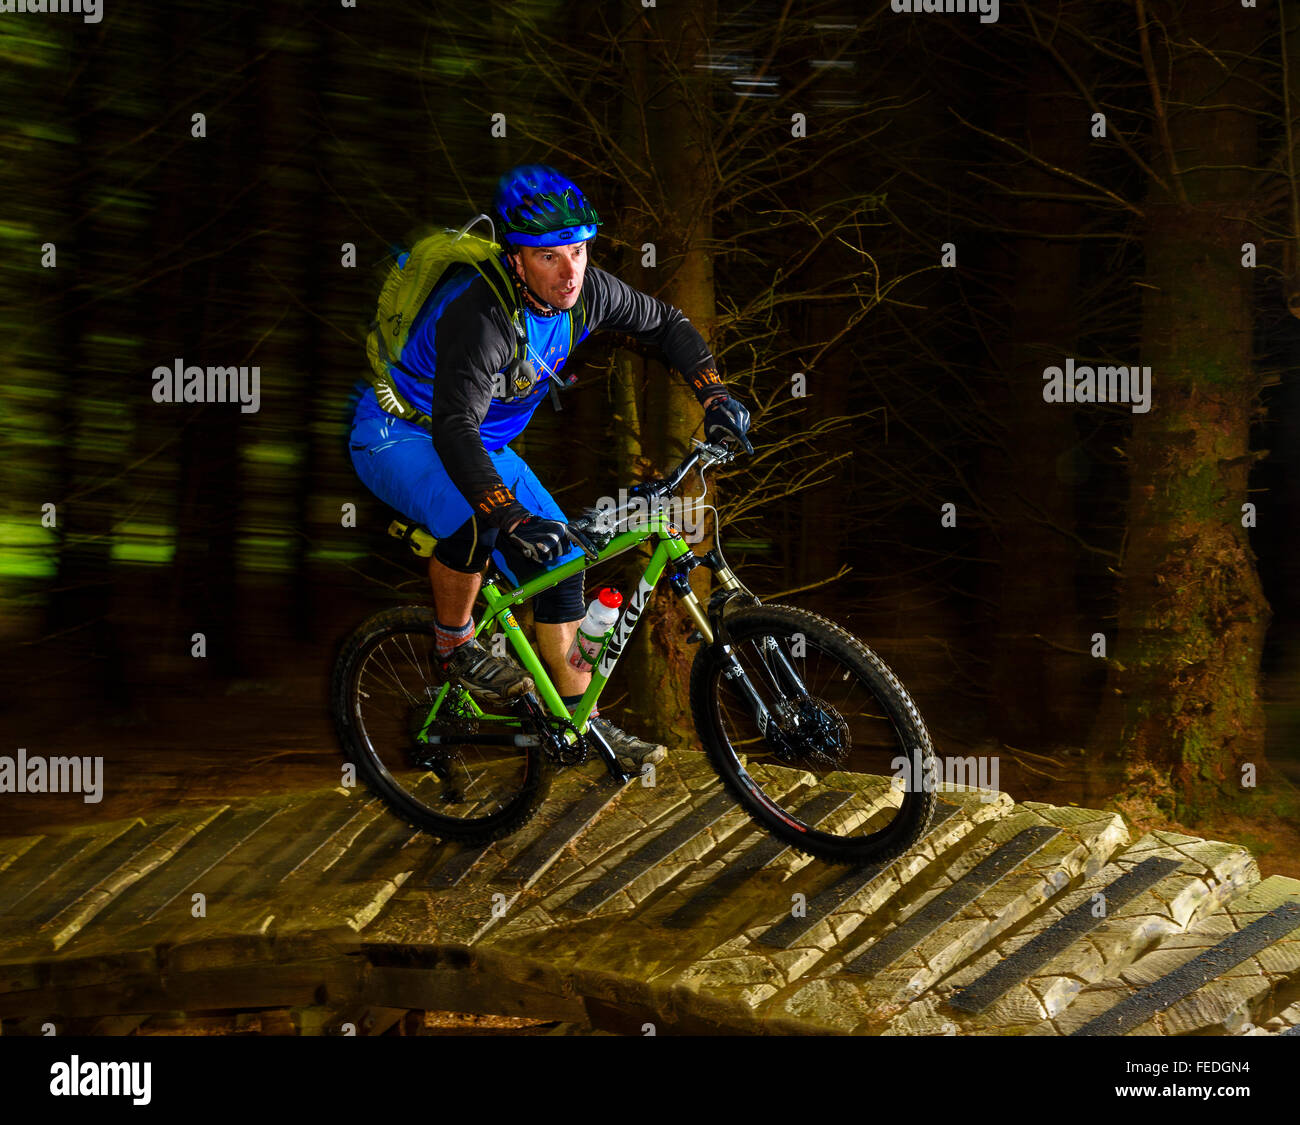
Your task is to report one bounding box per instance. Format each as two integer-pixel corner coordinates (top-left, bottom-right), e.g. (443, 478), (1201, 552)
(396, 261), (726, 530)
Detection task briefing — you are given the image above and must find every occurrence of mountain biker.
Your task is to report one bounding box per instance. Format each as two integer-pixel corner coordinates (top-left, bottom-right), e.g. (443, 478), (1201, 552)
(348, 164), (753, 768)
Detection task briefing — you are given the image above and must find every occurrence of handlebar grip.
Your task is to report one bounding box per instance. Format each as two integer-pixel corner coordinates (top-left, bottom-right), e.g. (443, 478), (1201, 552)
(629, 479), (670, 501)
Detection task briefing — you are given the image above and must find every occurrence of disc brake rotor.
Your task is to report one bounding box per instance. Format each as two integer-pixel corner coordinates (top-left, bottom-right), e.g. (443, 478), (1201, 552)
(771, 694), (850, 770)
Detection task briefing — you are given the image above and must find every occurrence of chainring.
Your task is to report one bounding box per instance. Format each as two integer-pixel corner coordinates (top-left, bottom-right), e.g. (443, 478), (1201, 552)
(540, 714), (589, 767)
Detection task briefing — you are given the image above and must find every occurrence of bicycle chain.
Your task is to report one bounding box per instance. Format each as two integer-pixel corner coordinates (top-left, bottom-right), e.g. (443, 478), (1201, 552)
(423, 692), (590, 767)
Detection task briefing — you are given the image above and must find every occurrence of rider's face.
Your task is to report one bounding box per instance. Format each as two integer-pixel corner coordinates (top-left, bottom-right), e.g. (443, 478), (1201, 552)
(511, 242), (588, 311)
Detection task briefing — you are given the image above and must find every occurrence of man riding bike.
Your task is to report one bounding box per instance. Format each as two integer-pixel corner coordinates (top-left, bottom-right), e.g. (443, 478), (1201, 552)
(348, 164), (753, 768)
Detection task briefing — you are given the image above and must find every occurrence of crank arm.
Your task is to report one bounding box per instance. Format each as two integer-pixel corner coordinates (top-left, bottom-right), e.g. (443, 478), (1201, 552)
(581, 721), (637, 784)
(514, 692), (635, 782)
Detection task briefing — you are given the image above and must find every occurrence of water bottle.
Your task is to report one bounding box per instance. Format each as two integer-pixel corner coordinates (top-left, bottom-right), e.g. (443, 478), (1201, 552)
(566, 588), (623, 670)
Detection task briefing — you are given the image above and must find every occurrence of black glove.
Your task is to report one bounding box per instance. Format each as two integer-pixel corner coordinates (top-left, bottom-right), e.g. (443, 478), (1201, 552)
(566, 506), (615, 559)
(505, 514), (572, 566)
(703, 394), (754, 454)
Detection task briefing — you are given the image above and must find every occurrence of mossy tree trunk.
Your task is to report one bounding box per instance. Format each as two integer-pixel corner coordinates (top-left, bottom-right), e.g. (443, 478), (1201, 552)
(1087, 0), (1271, 817)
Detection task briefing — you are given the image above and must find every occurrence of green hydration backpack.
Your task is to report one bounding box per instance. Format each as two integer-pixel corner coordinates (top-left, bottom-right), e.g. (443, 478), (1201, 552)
(365, 214), (587, 428)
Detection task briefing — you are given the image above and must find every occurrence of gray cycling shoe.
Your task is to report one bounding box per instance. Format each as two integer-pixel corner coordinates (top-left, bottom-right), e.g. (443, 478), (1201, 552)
(588, 716), (667, 768)
(440, 638), (534, 705)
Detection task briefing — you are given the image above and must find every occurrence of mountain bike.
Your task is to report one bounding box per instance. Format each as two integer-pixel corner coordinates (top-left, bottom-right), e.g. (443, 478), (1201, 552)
(330, 439), (938, 865)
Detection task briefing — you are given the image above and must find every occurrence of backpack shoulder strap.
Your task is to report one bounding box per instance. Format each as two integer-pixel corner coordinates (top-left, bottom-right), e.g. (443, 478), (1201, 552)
(568, 287), (587, 356)
(547, 287), (588, 413)
(459, 237), (527, 369)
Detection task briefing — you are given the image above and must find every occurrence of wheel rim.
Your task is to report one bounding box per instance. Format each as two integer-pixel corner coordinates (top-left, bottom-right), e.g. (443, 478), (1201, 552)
(350, 626), (533, 825)
(709, 626), (923, 849)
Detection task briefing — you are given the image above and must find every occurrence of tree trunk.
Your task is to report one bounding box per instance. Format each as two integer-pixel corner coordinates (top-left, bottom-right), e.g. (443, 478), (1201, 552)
(1088, 0), (1271, 817)
(166, 4), (258, 681)
(627, 0), (718, 749)
(981, 45), (1089, 747)
(46, 18), (136, 712)
(281, 19), (329, 645)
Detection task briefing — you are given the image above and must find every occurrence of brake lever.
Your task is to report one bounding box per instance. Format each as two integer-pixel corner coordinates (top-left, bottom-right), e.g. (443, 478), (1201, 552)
(694, 440), (736, 470)
(566, 522), (601, 562)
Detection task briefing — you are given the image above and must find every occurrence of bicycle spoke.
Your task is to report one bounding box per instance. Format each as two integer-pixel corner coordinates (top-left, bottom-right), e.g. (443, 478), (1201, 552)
(704, 609), (930, 855)
(362, 644), (427, 705)
(348, 625), (532, 826)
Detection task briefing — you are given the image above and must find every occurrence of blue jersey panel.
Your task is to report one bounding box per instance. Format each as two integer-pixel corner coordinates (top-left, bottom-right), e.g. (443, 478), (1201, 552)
(388, 262), (577, 449)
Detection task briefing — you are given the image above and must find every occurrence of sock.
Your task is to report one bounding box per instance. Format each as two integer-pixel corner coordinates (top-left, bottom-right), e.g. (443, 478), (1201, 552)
(561, 692), (599, 720)
(435, 619), (474, 660)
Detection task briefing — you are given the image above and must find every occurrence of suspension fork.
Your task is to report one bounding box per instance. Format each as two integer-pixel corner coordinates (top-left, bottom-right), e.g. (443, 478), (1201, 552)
(756, 635), (813, 702)
(715, 642), (778, 740)
(698, 583), (779, 741)
(700, 577), (813, 744)
(715, 634), (817, 745)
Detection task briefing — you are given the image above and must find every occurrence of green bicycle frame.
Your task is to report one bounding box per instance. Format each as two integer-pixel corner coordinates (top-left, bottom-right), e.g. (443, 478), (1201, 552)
(418, 510), (712, 744)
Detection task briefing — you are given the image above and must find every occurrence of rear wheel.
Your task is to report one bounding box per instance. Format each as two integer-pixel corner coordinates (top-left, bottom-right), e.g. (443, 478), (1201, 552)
(330, 606), (551, 844)
(690, 603), (937, 864)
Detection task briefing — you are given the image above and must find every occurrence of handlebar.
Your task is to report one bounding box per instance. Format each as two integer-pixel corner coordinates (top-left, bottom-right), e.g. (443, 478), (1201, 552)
(666, 438), (737, 492)
(565, 438), (740, 560)
(635, 438), (738, 499)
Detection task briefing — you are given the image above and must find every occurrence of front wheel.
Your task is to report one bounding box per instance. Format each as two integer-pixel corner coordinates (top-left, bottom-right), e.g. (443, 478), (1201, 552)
(690, 603), (938, 865)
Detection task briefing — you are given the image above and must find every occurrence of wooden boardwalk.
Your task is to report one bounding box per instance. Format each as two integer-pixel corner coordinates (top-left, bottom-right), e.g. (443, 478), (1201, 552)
(1, 750), (1298, 1036)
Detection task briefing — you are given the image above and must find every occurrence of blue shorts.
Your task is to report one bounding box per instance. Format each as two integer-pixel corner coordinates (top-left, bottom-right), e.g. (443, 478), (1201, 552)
(348, 388), (586, 590)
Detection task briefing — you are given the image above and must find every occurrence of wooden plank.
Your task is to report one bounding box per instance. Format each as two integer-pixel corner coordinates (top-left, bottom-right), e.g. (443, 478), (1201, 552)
(846, 826), (1061, 974)
(86, 806), (275, 931)
(29, 820), (183, 928)
(0, 833), (111, 918)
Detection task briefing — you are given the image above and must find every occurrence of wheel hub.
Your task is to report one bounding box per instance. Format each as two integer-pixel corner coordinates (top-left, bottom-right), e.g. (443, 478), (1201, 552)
(766, 694), (850, 769)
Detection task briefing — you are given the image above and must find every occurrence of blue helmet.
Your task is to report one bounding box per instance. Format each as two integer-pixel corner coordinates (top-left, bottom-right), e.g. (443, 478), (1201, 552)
(494, 164), (602, 248)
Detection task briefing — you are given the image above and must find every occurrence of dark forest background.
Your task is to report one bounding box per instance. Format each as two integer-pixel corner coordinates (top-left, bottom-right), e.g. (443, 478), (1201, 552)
(3, 0), (1300, 864)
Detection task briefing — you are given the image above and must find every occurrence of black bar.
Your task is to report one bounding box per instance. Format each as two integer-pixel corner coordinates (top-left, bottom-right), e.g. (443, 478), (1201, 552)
(845, 825), (1061, 975)
(1071, 902), (1300, 1036)
(947, 856), (1184, 1013)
